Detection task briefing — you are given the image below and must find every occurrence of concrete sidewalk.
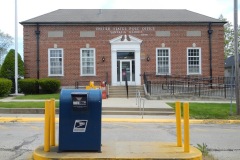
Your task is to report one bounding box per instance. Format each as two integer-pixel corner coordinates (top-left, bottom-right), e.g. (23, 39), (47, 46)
(0, 96), (233, 103)
(102, 98), (172, 108)
(0, 97), (233, 109)
(1, 97), (239, 124)
(0, 97), (172, 107)
(0, 97), (174, 115)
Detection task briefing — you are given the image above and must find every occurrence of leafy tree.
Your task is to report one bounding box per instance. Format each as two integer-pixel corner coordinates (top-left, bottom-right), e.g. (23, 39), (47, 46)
(0, 30), (13, 64)
(219, 15), (240, 58)
(0, 49), (24, 92)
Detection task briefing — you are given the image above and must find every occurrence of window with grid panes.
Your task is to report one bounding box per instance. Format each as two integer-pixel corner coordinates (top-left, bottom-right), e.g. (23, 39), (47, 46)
(187, 48), (201, 74)
(80, 48), (96, 76)
(156, 48), (171, 75)
(48, 49), (64, 76)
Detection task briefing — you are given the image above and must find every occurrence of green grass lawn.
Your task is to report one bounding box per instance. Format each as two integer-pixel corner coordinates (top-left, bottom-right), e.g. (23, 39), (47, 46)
(167, 103), (240, 119)
(0, 93), (59, 108)
(14, 93), (60, 100)
(0, 101), (59, 108)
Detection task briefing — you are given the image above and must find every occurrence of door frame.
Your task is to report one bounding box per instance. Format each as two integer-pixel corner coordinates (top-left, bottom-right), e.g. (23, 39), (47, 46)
(110, 35), (142, 86)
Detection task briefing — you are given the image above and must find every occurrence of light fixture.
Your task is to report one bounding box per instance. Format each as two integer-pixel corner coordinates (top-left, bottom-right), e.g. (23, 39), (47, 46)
(102, 56), (105, 62)
(147, 56), (150, 61)
(86, 43), (90, 48)
(161, 43), (165, 48)
(192, 43), (196, 47)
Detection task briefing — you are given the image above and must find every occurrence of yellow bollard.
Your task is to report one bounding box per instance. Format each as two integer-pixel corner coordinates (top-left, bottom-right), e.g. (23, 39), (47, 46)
(50, 98), (56, 146)
(175, 101), (182, 147)
(184, 102), (190, 152)
(44, 100), (51, 152)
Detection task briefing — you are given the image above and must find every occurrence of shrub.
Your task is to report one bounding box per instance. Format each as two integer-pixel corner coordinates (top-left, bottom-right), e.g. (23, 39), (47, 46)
(0, 49), (24, 93)
(0, 78), (12, 96)
(18, 78), (38, 94)
(38, 78), (60, 94)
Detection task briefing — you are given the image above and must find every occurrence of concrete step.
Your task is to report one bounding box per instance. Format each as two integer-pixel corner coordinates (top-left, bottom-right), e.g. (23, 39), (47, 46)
(109, 86), (143, 88)
(102, 111), (175, 115)
(109, 88), (144, 91)
(109, 91), (144, 93)
(0, 107), (175, 115)
(109, 90), (144, 94)
(109, 85), (145, 98)
(102, 106), (174, 115)
(108, 95), (137, 98)
(102, 107), (173, 112)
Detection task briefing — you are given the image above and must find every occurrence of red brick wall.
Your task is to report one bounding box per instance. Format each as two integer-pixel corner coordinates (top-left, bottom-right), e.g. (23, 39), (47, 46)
(23, 24), (225, 86)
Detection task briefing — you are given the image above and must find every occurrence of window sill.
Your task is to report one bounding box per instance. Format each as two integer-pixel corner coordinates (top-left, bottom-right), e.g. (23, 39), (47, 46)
(81, 75), (96, 77)
(187, 73), (202, 75)
(48, 75), (64, 77)
(156, 74), (171, 76)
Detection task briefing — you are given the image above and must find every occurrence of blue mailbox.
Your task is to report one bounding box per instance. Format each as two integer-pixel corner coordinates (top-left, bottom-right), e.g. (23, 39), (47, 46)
(58, 89), (102, 152)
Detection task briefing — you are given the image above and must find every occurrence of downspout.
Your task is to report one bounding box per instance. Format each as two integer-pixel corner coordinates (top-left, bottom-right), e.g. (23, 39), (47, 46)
(35, 23), (40, 93)
(208, 23), (213, 86)
(35, 24), (40, 79)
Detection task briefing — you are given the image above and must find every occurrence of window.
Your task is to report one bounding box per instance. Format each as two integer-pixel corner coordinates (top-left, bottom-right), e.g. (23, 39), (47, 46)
(48, 48), (64, 76)
(187, 48), (201, 75)
(80, 48), (96, 76)
(156, 48), (171, 75)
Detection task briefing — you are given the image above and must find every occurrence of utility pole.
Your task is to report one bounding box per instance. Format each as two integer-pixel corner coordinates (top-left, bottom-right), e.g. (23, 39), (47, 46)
(234, 0), (239, 115)
(14, 0), (18, 95)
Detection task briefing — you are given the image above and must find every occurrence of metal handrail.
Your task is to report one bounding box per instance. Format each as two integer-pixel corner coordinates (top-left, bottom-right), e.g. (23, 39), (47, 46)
(136, 90), (145, 119)
(140, 98), (145, 119)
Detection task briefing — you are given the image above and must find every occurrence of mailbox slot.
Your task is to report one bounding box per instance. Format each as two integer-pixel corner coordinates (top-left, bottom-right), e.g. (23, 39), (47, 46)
(71, 92), (88, 111)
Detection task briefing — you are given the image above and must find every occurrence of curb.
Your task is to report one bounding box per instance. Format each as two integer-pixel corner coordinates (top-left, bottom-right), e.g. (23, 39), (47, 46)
(0, 108), (50, 114)
(33, 142), (202, 160)
(0, 117), (240, 124)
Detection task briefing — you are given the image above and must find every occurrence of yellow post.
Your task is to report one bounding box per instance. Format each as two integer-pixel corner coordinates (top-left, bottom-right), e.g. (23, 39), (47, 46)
(175, 101), (182, 147)
(50, 98), (56, 146)
(184, 102), (190, 152)
(44, 100), (50, 152)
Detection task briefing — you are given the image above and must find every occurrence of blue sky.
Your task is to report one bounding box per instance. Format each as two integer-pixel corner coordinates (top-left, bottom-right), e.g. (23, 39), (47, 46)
(0, 0), (239, 57)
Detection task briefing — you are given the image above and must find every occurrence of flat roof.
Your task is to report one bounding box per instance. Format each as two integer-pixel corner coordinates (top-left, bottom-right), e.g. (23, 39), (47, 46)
(20, 9), (225, 25)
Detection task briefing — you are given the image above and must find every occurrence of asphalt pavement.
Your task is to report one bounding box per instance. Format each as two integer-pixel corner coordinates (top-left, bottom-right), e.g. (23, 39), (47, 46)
(0, 97), (240, 160)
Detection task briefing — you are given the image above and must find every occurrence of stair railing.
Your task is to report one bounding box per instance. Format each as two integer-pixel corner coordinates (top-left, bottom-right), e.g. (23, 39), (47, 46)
(136, 90), (145, 119)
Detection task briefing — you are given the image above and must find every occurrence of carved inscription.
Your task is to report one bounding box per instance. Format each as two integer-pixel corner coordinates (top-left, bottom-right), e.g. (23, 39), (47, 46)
(95, 27), (155, 35)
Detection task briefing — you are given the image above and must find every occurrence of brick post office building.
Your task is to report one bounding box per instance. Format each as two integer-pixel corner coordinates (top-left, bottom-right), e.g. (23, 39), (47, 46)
(20, 9), (225, 87)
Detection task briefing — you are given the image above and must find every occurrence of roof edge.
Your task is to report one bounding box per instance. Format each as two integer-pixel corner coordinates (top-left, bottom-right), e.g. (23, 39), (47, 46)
(20, 21), (226, 25)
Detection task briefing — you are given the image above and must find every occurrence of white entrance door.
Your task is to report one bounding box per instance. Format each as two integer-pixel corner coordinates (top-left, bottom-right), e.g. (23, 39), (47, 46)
(120, 60), (132, 83)
(110, 35), (142, 86)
